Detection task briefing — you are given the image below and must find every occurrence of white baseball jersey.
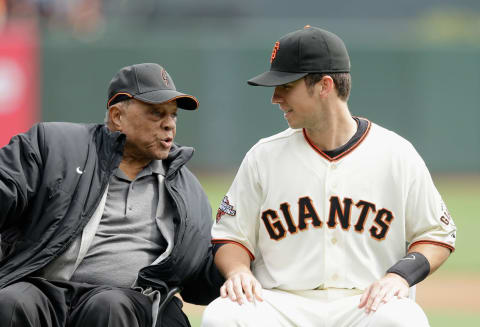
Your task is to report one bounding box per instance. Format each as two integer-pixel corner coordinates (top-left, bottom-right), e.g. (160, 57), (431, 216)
(212, 119), (456, 291)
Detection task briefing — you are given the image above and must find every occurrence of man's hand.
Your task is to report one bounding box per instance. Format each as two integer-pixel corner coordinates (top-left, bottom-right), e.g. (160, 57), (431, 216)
(358, 273), (409, 314)
(220, 269), (263, 305)
(214, 243), (263, 305)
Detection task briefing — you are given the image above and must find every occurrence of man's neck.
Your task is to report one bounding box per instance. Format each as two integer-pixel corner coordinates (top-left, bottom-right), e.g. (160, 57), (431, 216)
(119, 157), (151, 180)
(304, 102), (357, 152)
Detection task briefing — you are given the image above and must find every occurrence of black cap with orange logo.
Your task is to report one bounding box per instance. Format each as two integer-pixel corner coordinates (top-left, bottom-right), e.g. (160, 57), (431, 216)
(107, 63), (199, 110)
(248, 26), (350, 87)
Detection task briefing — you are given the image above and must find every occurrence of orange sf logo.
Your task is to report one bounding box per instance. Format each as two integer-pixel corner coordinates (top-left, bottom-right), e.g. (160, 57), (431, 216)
(270, 41), (280, 63)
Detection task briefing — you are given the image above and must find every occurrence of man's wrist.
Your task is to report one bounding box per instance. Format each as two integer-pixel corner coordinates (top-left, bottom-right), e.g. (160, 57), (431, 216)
(224, 266), (252, 279)
(386, 252), (430, 287)
(385, 272), (409, 287)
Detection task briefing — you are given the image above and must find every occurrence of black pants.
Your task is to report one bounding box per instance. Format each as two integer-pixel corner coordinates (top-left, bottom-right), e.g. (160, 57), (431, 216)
(0, 277), (190, 327)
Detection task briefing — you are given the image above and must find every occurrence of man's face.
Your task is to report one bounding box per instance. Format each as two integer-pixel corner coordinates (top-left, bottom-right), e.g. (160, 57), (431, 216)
(271, 78), (318, 129)
(117, 99), (178, 161)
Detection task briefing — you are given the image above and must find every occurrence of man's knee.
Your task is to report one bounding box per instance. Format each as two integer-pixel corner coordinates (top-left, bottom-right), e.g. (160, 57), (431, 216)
(0, 282), (46, 324)
(80, 289), (134, 316)
(0, 288), (23, 320)
(159, 297), (190, 327)
(71, 289), (151, 327)
(201, 297), (258, 327)
(369, 298), (429, 327)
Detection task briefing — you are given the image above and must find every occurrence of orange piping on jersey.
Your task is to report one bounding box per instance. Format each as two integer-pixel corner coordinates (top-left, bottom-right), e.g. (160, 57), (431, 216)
(107, 92), (133, 108)
(212, 239), (255, 261)
(408, 240), (455, 252)
(302, 118), (372, 162)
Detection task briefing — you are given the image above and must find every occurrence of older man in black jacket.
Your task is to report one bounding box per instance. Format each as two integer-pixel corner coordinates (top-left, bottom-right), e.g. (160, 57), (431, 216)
(0, 63), (223, 327)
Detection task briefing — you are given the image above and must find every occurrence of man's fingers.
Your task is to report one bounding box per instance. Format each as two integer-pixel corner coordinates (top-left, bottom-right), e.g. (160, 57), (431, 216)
(383, 288), (396, 304)
(360, 274), (411, 314)
(395, 286), (409, 299)
(225, 280), (237, 302)
(242, 278), (254, 302)
(369, 288), (388, 313)
(220, 284), (227, 298)
(221, 272), (264, 305)
(358, 287), (372, 308)
(253, 281), (264, 302)
(233, 277), (245, 304)
(365, 285), (381, 313)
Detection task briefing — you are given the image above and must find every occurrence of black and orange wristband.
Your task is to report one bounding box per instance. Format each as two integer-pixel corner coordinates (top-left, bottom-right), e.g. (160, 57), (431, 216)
(386, 252), (430, 287)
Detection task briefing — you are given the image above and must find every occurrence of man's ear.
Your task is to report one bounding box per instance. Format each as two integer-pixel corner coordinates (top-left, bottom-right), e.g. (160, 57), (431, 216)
(315, 75), (335, 98)
(108, 105), (124, 131)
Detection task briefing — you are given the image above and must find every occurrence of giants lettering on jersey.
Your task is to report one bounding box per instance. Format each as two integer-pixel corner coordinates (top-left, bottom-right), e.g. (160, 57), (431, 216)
(261, 195), (394, 241)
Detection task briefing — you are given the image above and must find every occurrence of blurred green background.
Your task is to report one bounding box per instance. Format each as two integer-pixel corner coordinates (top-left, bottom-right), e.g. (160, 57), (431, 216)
(39, 15), (480, 172)
(2, 0), (480, 325)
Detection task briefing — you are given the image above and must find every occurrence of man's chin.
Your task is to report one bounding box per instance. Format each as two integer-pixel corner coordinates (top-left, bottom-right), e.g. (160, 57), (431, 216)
(152, 149), (171, 160)
(286, 122), (299, 129)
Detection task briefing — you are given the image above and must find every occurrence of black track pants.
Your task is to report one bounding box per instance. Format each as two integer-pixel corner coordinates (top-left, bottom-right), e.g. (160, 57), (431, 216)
(0, 277), (190, 327)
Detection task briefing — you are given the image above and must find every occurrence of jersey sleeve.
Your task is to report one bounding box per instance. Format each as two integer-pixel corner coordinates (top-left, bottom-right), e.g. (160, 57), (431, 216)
(404, 147), (456, 251)
(211, 150), (263, 260)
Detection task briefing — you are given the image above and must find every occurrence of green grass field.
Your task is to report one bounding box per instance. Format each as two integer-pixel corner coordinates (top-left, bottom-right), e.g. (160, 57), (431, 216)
(434, 176), (480, 273)
(425, 309), (480, 326)
(185, 173), (480, 327)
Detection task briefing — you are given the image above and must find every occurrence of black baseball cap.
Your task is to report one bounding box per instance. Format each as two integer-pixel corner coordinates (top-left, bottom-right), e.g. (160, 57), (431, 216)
(248, 26), (350, 87)
(107, 63), (199, 110)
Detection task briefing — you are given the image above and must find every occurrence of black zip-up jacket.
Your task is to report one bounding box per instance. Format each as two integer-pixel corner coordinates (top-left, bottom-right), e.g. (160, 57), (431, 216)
(0, 122), (222, 304)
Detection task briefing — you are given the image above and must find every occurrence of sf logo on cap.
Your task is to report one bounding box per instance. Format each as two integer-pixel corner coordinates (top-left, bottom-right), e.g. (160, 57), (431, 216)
(161, 68), (169, 87)
(270, 41), (280, 63)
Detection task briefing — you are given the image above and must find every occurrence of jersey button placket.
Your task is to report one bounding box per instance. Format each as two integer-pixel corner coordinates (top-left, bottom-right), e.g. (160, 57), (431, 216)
(126, 182), (135, 216)
(330, 164), (339, 247)
(323, 162), (335, 286)
(329, 162), (339, 190)
(328, 161), (344, 286)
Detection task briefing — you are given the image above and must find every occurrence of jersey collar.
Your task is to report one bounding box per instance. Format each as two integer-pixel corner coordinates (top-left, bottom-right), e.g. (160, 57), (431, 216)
(303, 117), (371, 162)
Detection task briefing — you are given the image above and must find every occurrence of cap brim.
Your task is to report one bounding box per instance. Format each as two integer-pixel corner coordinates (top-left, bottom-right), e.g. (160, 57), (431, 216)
(134, 89), (199, 110)
(247, 71), (308, 87)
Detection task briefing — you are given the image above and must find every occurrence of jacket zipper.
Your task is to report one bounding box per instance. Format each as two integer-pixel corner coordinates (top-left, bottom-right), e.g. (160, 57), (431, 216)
(137, 176), (187, 288)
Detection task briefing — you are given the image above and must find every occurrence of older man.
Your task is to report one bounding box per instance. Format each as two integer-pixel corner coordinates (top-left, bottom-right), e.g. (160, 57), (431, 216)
(0, 63), (222, 327)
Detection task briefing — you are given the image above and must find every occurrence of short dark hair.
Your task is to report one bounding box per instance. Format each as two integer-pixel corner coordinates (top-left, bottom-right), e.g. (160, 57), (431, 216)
(304, 73), (351, 101)
(118, 98), (133, 107)
(105, 98), (133, 124)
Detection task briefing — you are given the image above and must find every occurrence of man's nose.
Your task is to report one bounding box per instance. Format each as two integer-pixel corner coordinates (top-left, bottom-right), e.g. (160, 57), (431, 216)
(162, 116), (176, 131)
(271, 87), (283, 104)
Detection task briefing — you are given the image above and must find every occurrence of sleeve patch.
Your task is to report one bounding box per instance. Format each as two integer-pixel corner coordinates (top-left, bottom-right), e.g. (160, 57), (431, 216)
(216, 196), (237, 223)
(439, 199), (454, 227)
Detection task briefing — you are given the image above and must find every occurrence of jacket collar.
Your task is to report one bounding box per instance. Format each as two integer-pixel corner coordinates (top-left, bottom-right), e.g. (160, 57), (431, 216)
(97, 125), (126, 172)
(165, 144), (194, 178)
(98, 125), (193, 176)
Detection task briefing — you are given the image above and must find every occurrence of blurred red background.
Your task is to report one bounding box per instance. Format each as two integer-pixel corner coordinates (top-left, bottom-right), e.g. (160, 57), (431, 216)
(0, 21), (38, 147)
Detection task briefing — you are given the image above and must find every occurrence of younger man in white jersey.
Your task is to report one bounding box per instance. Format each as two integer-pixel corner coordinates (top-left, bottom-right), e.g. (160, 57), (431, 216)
(202, 26), (456, 327)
